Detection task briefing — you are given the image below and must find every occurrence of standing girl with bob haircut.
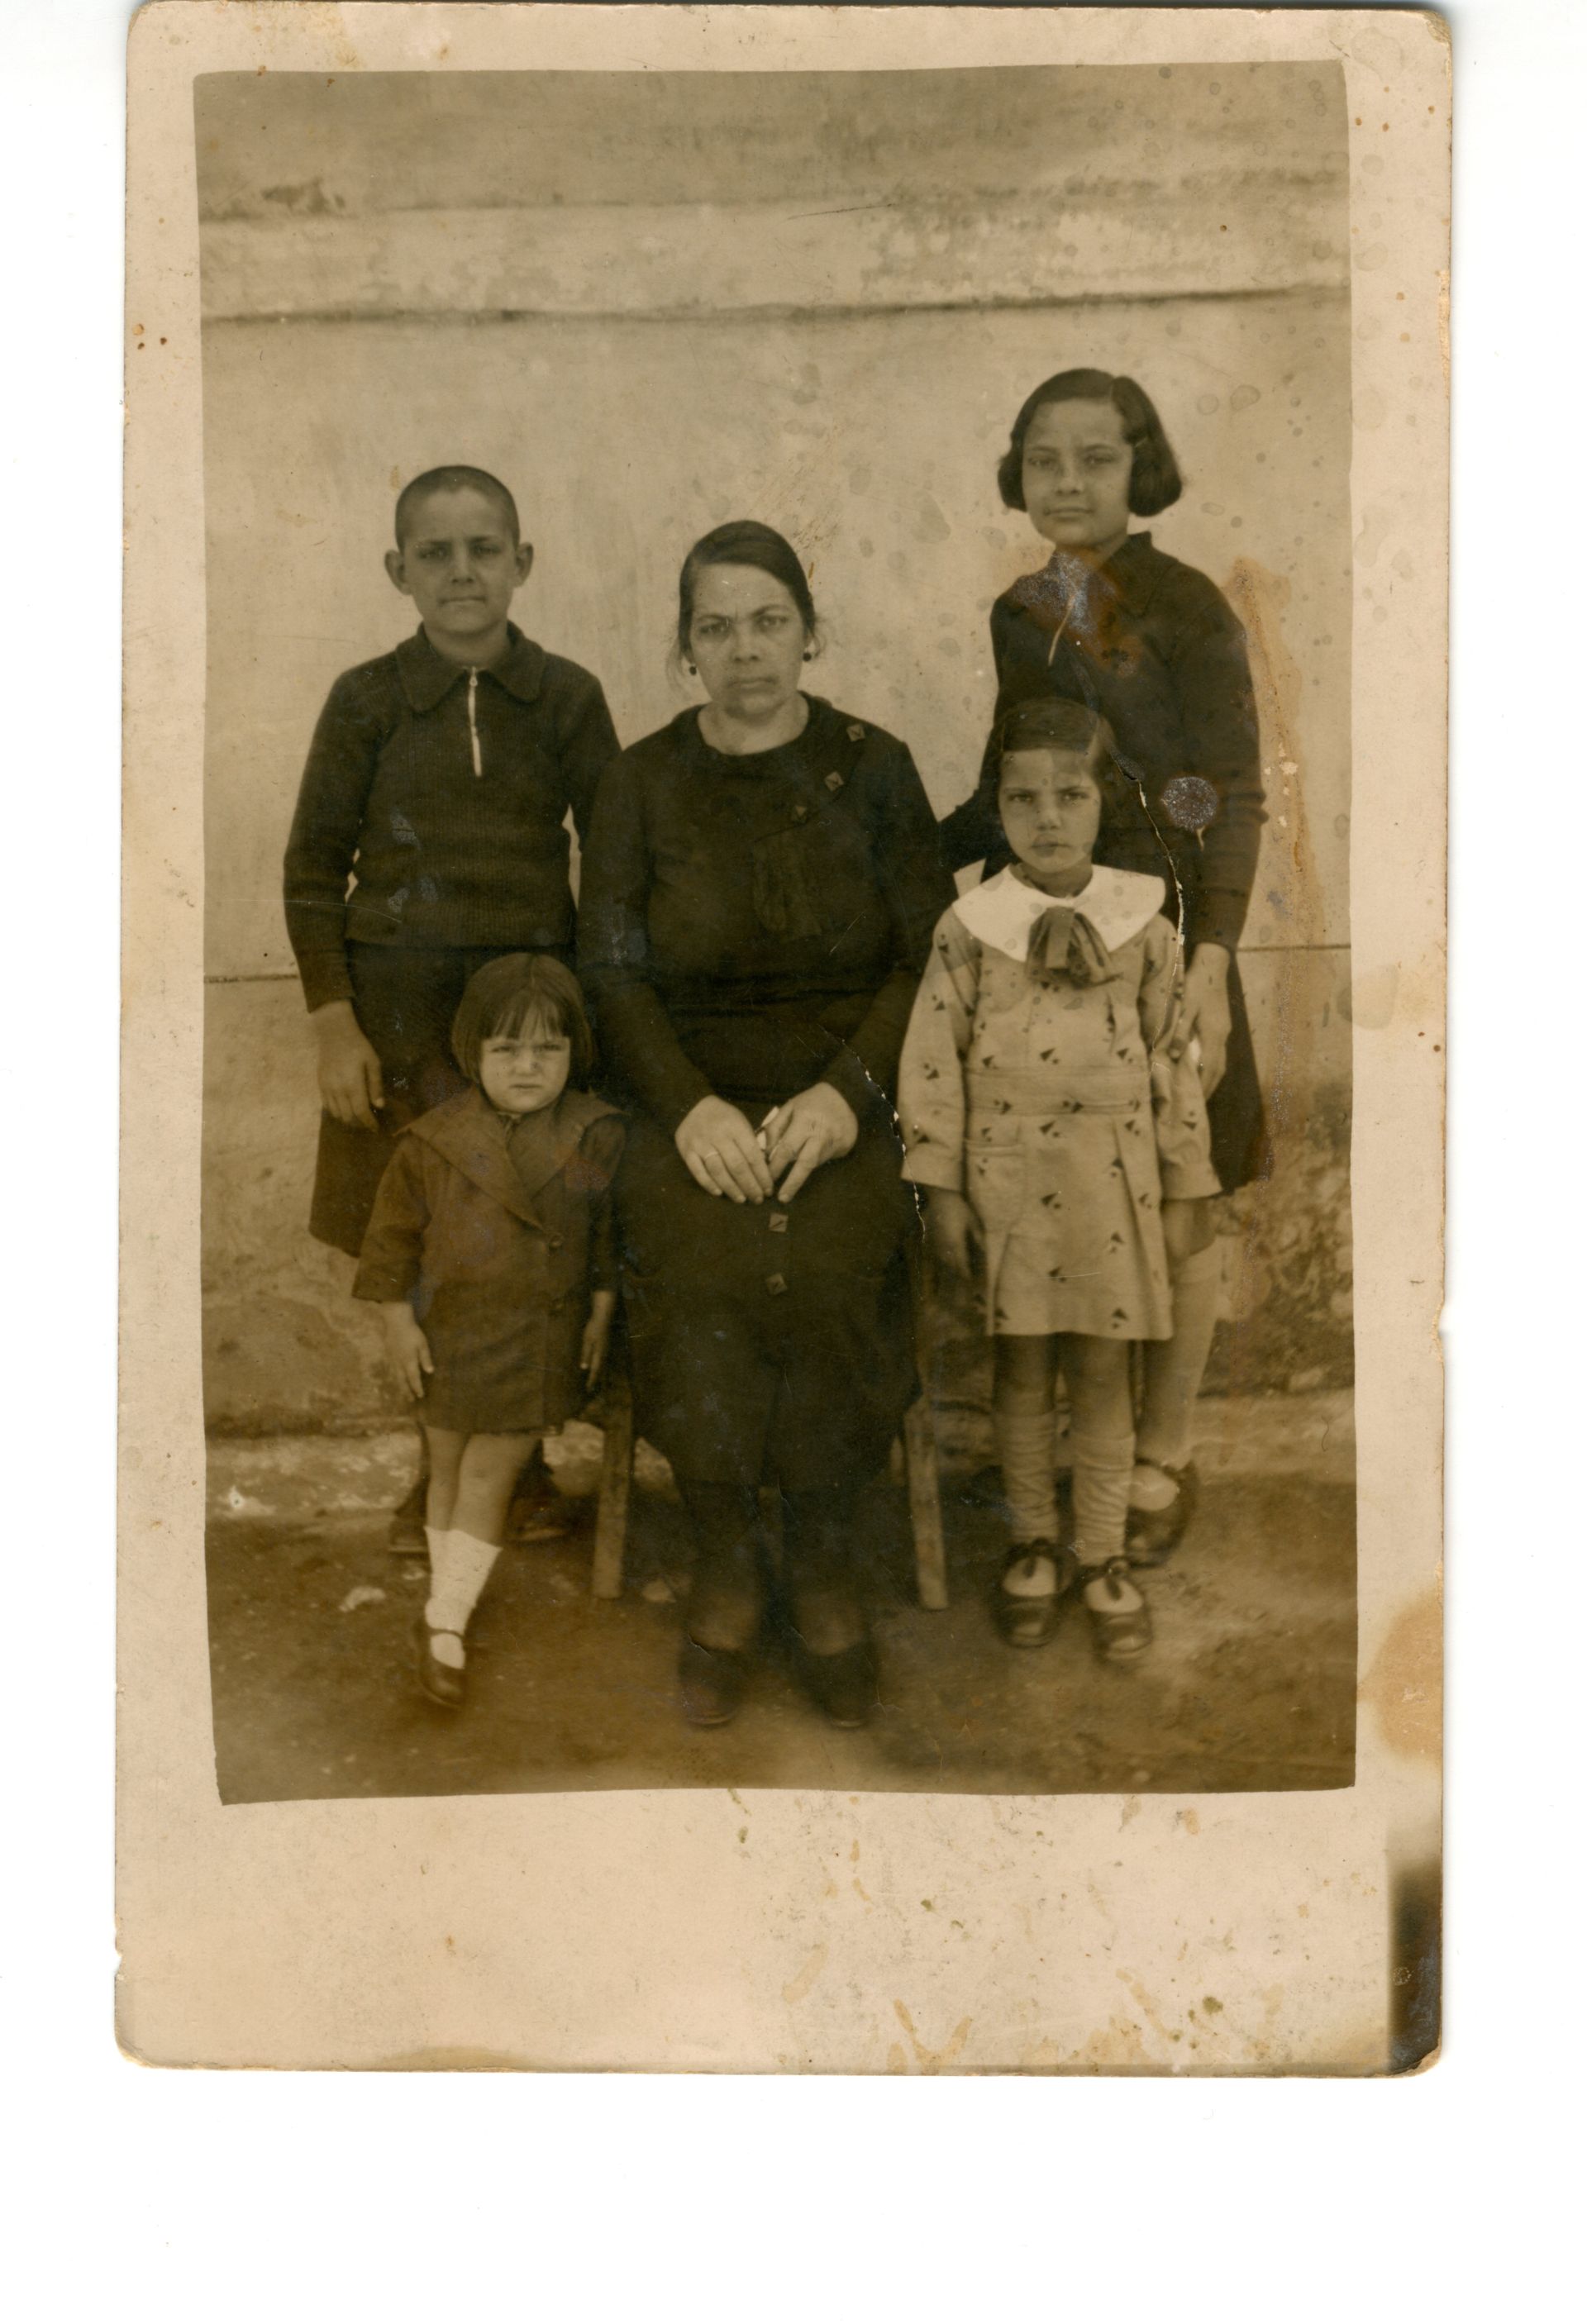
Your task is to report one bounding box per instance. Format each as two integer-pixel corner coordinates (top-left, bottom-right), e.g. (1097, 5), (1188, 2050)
(353, 953), (624, 1707)
(902, 697), (1220, 1658)
(940, 369), (1267, 1565)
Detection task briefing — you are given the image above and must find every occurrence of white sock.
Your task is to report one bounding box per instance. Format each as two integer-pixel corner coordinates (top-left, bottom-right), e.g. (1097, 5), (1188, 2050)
(1136, 1236), (1222, 1481)
(425, 1528), (501, 1669)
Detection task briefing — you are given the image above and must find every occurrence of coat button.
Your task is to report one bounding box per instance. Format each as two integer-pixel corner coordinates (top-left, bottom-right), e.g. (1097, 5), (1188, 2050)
(549, 1234), (564, 1250)
(765, 1273), (788, 1296)
(769, 1212), (789, 1234)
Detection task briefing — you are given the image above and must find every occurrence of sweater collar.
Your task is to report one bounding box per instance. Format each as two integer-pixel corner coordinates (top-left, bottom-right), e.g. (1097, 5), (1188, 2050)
(953, 862), (1165, 964)
(395, 621), (546, 713)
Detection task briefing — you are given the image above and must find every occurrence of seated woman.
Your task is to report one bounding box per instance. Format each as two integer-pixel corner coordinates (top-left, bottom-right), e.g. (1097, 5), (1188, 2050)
(579, 521), (953, 1731)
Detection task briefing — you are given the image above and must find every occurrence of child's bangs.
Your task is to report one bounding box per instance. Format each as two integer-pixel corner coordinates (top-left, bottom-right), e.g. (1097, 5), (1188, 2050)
(484, 993), (570, 1048)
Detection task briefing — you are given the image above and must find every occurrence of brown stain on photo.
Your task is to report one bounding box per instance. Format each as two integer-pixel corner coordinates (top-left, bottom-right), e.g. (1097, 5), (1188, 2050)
(1360, 1589), (1442, 1762)
(892, 2000), (972, 2074)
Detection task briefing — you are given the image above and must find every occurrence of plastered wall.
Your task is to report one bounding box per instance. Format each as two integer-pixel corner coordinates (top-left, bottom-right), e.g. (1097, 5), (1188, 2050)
(197, 64), (1354, 1430)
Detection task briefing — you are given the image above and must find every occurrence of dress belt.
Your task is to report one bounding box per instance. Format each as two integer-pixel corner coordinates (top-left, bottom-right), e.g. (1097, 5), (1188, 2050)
(965, 1064), (1149, 1117)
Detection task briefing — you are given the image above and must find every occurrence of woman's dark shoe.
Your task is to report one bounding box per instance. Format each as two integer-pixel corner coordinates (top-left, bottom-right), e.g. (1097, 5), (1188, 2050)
(798, 1639), (879, 1731)
(679, 1637), (749, 1729)
(413, 1615), (466, 1707)
(1125, 1460), (1200, 1569)
(994, 1542), (1079, 1648)
(1079, 1560), (1153, 1666)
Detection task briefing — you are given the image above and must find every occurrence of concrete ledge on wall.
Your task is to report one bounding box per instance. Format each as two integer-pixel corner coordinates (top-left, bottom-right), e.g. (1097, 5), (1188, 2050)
(201, 188), (1349, 322)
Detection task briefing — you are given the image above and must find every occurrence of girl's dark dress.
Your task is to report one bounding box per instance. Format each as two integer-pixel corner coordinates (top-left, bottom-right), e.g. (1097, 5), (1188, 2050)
(352, 1083), (624, 1436)
(939, 533), (1269, 1190)
(578, 698), (954, 1490)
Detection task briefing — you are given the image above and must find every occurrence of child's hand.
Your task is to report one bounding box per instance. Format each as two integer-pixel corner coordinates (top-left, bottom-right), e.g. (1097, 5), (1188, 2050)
(1161, 1197), (1215, 1266)
(927, 1188), (982, 1278)
(1172, 946), (1232, 1097)
(580, 1291), (617, 1388)
(314, 1001), (386, 1131)
(380, 1302), (433, 1399)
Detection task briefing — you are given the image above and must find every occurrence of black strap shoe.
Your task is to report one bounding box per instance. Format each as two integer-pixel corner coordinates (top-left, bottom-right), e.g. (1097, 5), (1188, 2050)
(994, 1542), (1079, 1648)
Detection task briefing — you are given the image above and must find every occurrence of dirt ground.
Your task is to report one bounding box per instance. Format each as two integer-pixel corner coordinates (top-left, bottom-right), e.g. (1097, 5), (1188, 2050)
(205, 1399), (1356, 1803)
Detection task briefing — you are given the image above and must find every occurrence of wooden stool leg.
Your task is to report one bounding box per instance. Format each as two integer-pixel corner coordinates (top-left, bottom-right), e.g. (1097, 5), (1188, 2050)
(903, 1394), (949, 1610)
(591, 1368), (635, 1599)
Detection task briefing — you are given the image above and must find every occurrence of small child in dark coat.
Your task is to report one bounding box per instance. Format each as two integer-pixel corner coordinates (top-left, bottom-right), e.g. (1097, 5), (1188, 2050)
(354, 955), (624, 1707)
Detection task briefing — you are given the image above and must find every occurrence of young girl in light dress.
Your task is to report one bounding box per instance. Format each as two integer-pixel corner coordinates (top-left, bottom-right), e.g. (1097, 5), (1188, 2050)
(899, 698), (1219, 1660)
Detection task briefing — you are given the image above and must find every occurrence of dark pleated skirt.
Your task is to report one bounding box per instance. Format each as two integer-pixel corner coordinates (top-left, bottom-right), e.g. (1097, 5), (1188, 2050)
(1208, 957), (1270, 1194)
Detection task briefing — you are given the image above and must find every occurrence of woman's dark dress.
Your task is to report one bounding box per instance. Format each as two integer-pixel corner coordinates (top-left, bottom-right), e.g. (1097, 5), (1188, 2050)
(939, 533), (1269, 1190)
(579, 698), (954, 1489)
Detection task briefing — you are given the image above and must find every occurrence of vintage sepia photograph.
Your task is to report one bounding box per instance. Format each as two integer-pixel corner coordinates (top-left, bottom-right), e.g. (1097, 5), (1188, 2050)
(118, 0), (1446, 2076)
(196, 57), (1357, 1803)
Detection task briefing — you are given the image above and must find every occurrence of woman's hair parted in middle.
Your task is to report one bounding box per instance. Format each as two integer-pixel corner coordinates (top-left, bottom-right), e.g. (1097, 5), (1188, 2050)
(674, 520), (819, 661)
(450, 953), (596, 1088)
(996, 369), (1183, 518)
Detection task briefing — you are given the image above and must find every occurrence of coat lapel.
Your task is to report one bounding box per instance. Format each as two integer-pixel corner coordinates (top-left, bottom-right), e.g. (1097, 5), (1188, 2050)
(407, 1088), (541, 1226)
(503, 1088), (621, 1210)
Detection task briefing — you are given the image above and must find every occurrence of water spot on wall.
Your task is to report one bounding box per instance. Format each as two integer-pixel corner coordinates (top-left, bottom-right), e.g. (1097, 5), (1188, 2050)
(913, 495), (951, 546)
(848, 466), (871, 498)
(1196, 393), (1220, 415)
(1230, 384), (1261, 412)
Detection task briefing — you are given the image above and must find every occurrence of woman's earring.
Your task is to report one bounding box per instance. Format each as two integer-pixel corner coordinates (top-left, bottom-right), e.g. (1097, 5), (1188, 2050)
(686, 661), (696, 676)
(802, 650), (813, 663)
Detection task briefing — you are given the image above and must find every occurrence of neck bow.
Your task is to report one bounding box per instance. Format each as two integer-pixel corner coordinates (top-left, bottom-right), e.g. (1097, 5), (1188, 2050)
(1027, 899), (1117, 987)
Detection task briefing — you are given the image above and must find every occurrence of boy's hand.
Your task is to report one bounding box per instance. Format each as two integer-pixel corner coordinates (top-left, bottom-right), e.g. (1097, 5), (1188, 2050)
(927, 1188), (981, 1279)
(380, 1302), (432, 1400)
(580, 1291), (617, 1388)
(1161, 1197), (1215, 1266)
(313, 1000), (386, 1131)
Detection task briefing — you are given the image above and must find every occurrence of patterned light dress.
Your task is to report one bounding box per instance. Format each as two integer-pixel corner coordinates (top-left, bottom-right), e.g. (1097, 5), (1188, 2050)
(899, 864), (1219, 1340)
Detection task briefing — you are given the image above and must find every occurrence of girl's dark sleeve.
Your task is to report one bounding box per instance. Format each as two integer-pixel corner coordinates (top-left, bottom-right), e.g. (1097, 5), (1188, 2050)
(578, 1116), (627, 1294)
(821, 738), (956, 1116)
(577, 760), (714, 1133)
(283, 670), (386, 1013)
(558, 670), (622, 850)
(1167, 582), (1265, 953)
(351, 1138), (431, 1304)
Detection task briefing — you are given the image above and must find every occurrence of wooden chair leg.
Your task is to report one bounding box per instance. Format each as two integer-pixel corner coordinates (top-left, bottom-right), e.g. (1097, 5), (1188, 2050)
(591, 1367), (635, 1599)
(903, 1394), (949, 1610)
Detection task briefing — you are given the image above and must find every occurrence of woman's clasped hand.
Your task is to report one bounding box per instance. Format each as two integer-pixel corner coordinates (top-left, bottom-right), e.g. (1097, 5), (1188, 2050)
(674, 1081), (858, 1203)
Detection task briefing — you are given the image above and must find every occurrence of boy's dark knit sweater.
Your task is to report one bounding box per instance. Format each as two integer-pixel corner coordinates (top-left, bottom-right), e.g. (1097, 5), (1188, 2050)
(284, 623), (619, 1013)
